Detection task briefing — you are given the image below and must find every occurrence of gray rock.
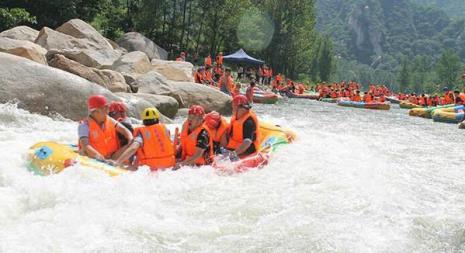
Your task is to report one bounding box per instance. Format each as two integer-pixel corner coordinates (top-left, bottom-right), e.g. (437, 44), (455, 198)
(0, 37), (47, 65)
(35, 27), (121, 68)
(116, 93), (178, 118)
(0, 52), (122, 121)
(0, 26), (39, 42)
(116, 32), (167, 60)
(112, 51), (152, 75)
(56, 19), (113, 49)
(151, 59), (194, 82)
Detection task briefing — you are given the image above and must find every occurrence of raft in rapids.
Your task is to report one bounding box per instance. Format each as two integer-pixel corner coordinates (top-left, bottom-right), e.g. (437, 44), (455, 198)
(27, 122), (296, 176)
(337, 100), (391, 110)
(431, 106), (465, 124)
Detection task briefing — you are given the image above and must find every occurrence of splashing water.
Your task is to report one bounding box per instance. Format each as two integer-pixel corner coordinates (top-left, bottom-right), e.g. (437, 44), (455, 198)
(1, 100), (465, 252)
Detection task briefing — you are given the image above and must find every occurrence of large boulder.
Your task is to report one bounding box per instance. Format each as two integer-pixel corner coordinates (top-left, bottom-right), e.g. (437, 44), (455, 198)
(116, 32), (167, 60)
(112, 51), (152, 75)
(116, 93), (178, 118)
(0, 26), (39, 42)
(170, 82), (232, 115)
(136, 71), (176, 96)
(151, 59), (194, 82)
(35, 27), (121, 68)
(0, 52), (122, 121)
(0, 37), (47, 65)
(56, 19), (113, 49)
(116, 93), (173, 123)
(47, 53), (129, 93)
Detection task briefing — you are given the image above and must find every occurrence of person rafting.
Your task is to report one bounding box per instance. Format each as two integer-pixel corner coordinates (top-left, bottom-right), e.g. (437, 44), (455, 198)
(352, 90), (362, 102)
(226, 95), (260, 159)
(78, 95), (133, 161)
(113, 108), (175, 171)
(194, 67), (206, 84)
(218, 68), (235, 96)
(176, 105), (213, 168)
(454, 90), (464, 105)
(108, 101), (134, 147)
(204, 111), (230, 155)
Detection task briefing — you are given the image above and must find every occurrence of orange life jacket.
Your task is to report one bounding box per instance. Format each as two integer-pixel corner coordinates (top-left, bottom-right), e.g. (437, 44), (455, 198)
(133, 124), (175, 170)
(205, 70), (213, 83)
(180, 121), (213, 166)
(80, 116), (119, 159)
(218, 75), (235, 93)
(352, 94), (361, 102)
(216, 55), (223, 65)
(194, 71), (204, 83)
(227, 111), (260, 156)
(208, 117), (229, 145)
(205, 56), (212, 67)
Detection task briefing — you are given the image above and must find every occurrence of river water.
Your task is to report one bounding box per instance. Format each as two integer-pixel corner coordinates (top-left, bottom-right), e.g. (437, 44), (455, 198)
(0, 100), (464, 253)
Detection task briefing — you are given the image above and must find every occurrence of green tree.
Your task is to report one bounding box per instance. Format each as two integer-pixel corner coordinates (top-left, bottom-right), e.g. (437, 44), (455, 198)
(318, 35), (334, 82)
(398, 58), (410, 93)
(0, 8), (36, 31)
(436, 49), (461, 88)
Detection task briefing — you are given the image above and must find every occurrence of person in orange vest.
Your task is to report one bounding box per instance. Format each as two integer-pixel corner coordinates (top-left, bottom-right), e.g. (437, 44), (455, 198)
(296, 83), (305, 95)
(218, 68), (235, 95)
(113, 108), (175, 171)
(78, 95), (133, 161)
(453, 90), (465, 105)
(109, 101), (134, 147)
(378, 93), (386, 103)
(363, 92), (373, 103)
(213, 64), (223, 81)
(352, 90), (362, 102)
(204, 66), (215, 85)
(418, 94), (427, 106)
(204, 111), (230, 155)
(177, 105), (213, 167)
(205, 54), (212, 67)
(246, 81), (256, 103)
(216, 52), (224, 66)
(194, 67), (206, 84)
(176, 52), (186, 62)
(226, 95), (260, 159)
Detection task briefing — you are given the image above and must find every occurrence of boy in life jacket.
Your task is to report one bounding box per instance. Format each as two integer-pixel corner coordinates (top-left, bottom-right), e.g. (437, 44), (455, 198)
(78, 95), (133, 161)
(176, 105), (213, 168)
(204, 111), (230, 155)
(226, 95), (260, 159)
(109, 101), (134, 147)
(113, 108), (175, 171)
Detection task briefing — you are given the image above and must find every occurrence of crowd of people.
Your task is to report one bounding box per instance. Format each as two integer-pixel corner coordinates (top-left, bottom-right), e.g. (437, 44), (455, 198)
(397, 88), (465, 106)
(77, 94), (261, 171)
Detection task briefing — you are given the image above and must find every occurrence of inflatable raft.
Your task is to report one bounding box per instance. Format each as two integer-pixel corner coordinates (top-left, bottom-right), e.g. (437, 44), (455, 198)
(400, 101), (423, 109)
(27, 122), (296, 176)
(337, 100), (391, 110)
(432, 106), (465, 124)
(409, 104), (455, 119)
(319, 98), (338, 103)
(252, 88), (279, 104)
(386, 96), (400, 104)
(286, 92), (319, 100)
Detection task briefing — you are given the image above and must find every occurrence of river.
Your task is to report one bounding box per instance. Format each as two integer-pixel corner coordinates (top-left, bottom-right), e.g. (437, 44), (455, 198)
(0, 100), (464, 253)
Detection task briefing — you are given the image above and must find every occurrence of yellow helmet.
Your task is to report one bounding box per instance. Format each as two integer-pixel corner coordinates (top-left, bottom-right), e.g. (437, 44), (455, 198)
(141, 107), (160, 120)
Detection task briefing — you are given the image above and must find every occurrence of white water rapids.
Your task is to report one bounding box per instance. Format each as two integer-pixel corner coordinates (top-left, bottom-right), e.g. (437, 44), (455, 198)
(0, 100), (464, 253)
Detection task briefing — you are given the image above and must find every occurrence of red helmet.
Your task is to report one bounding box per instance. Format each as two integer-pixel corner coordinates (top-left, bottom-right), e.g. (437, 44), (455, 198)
(109, 101), (127, 113)
(88, 95), (108, 111)
(232, 95), (251, 108)
(188, 105), (205, 116)
(204, 111), (221, 129)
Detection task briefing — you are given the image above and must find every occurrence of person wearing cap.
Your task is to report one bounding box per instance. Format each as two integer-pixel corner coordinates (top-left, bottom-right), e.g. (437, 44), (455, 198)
(113, 108), (175, 171)
(226, 95), (260, 159)
(204, 111), (230, 154)
(109, 101), (134, 147)
(177, 105), (214, 168)
(218, 68), (235, 96)
(78, 95), (133, 161)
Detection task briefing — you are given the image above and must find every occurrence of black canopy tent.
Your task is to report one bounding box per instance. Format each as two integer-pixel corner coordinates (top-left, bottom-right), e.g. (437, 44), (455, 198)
(222, 49), (265, 65)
